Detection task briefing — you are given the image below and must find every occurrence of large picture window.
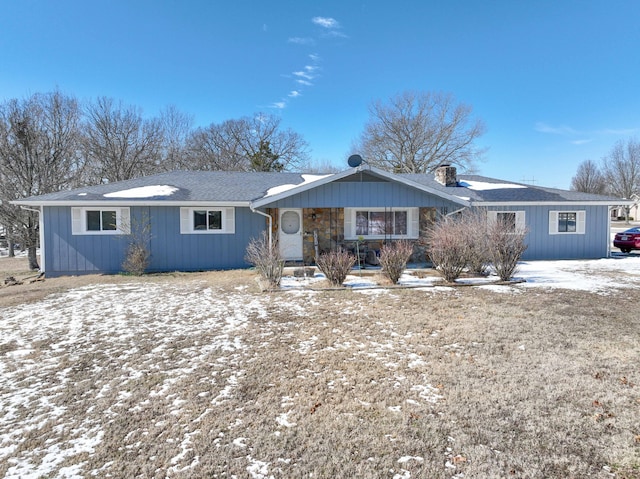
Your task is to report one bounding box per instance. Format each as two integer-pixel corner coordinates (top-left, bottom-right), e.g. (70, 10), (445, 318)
(345, 208), (418, 239)
(180, 207), (235, 234)
(71, 207), (130, 235)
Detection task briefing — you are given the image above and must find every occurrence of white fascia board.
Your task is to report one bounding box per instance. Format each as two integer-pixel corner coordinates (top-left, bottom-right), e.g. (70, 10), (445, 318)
(11, 200), (250, 207)
(472, 200), (633, 207)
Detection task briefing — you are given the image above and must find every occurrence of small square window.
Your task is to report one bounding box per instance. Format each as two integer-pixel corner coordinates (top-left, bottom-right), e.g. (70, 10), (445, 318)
(558, 212), (577, 232)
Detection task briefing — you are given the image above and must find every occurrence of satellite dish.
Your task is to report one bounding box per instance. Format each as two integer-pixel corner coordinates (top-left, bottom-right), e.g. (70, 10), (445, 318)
(348, 154), (363, 168)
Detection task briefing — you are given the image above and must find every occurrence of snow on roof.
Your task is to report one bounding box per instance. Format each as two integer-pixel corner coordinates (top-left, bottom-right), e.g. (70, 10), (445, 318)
(458, 180), (527, 191)
(264, 174), (332, 197)
(103, 185), (179, 198)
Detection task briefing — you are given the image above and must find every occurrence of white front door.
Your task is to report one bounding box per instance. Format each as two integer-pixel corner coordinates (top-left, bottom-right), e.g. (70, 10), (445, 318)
(279, 208), (303, 260)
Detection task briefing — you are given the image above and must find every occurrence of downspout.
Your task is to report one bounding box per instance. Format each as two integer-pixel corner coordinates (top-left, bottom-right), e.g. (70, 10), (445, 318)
(19, 205), (45, 273)
(250, 205), (273, 248)
(608, 206), (615, 257)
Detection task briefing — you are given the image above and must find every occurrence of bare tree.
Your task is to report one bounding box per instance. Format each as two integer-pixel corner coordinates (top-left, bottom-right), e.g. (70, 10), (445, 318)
(83, 97), (164, 183)
(305, 158), (343, 173)
(186, 113), (309, 172)
(357, 91), (486, 173)
(157, 105), (194, 171)
(0, 91), (83, 269)
(601, 138), (640, 222)
(571, 159), (607, 194)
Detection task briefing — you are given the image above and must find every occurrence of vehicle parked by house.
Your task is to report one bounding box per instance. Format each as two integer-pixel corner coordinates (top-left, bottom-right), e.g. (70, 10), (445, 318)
(613, 226), (640, 253)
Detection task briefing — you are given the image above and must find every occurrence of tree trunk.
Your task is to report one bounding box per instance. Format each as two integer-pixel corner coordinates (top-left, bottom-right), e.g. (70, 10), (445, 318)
(7, 238), (15, 257)
(28, 246), (39, 270)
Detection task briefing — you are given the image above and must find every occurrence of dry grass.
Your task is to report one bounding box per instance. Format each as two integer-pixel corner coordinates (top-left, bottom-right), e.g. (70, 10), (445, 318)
(1, 257), (639, 478)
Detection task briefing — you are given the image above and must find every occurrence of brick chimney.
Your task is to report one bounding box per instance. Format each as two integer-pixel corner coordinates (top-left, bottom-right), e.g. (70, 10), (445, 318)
(435, 165), (457, 187)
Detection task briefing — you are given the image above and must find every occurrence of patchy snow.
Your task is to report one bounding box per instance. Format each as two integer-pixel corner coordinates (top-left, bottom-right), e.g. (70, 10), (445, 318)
(280, 255), (640, 294)
(264, 174), (332, 197)
(458, 180), (527, 190)
(103, 185), (178, 198)
(1, 255), (640, 476)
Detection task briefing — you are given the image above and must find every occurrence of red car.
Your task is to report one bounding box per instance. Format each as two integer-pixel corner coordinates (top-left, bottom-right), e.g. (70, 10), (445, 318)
(613, 227), (640, 253)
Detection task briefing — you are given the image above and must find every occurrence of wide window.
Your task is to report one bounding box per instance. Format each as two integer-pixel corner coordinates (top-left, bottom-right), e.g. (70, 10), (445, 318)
(549, 211), (585, 235)
(345, 208), (418, 239)
(86, 210), (117, 231)
(180, 207), (235, 234)
(71, 207), (129, 235)
(193, 210), (222, 230)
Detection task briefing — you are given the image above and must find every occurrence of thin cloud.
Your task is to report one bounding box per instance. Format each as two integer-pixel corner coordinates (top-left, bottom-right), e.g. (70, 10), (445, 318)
(288, 37), (315, 46)
(312, 17), (339, 29)
(597, 127), (639, 135)
(535, 122), (580, 136)
(271, 101), (286, 109)
(571, 139), (593, 145)
(288, 91), (301, 98)
(296, 79), (313, 86)
(293, 70), (315, 81)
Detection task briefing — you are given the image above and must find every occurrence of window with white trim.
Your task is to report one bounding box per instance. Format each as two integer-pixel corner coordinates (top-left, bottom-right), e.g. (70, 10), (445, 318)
(549, 210), (585, 235)
(487, 211), (526, 232)
(344, 208), (419, 239)
(71, 207), (130, 235)
(180, 207), (235, 234)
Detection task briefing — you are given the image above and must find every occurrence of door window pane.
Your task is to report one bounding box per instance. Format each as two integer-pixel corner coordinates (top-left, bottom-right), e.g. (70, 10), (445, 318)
(281, 211), (300, 234)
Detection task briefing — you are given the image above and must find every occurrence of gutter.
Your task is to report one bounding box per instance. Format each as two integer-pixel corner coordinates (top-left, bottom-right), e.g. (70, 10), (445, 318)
(18, 205), (45, 273)
(250, 205), (273, 249)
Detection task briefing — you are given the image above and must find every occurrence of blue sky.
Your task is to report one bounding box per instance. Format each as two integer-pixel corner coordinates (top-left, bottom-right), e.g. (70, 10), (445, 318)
(1, 0), (639, 189)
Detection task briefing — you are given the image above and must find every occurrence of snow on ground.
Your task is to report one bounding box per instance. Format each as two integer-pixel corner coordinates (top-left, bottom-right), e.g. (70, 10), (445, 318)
(1, 255), (640, 477)
(282, 255), (640, 295)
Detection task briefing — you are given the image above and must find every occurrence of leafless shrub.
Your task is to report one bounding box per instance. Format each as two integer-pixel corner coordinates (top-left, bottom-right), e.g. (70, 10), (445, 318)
(122, 214), (151, 275)
(427, 215), (469, 282)
(244, 231), (284, 289)
(463, 210), (491, 276)
(487, 217), (528, 281)
(379, 240), (414, 284)
(316, 249), (356, 286)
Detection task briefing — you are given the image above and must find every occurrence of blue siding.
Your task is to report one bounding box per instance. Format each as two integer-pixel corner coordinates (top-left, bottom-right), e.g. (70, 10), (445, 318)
(43, 206), (266, 277)
(264, 181), (463, 209)
(486, 205), (610, 260)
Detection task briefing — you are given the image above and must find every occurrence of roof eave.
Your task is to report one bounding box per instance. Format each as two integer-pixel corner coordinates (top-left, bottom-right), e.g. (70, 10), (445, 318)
(11, 199), (250, 207)
(472, 200), (633, 207)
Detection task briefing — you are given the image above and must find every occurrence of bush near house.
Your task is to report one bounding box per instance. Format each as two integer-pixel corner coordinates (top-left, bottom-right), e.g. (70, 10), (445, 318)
(427, 215), (470, 282)
(427, 210), (527, 282)
(379, 240), (414, 284)
(244, 231), (284, 289)
(316, 249), (356, 286)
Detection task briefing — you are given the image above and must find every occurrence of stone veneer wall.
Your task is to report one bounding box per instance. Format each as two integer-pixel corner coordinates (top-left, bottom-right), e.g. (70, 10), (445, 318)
(301, 208), (344, 264)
